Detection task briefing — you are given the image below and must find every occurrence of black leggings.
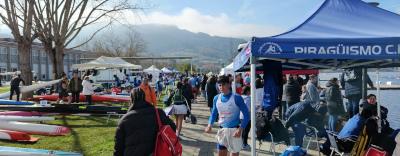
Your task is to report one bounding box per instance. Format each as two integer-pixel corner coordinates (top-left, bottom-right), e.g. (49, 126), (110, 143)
(71, 92), (80, 103)
(10, 87), (21, 101)
(85, 95), (92, 105)
(242, 122), (251, 145)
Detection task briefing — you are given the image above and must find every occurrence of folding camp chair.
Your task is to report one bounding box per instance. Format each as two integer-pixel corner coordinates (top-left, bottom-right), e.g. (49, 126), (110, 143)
(326, 130), (355, 156)
(303, 123), (321, 156)
(259, 132), (288, 156)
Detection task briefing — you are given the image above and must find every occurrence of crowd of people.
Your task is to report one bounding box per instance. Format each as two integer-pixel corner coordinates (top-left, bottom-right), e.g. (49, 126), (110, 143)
(4, 67), (399, 156)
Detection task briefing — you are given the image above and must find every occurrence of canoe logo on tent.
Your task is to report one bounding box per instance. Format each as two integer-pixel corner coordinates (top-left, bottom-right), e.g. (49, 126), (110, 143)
(259, 42), (282, 54)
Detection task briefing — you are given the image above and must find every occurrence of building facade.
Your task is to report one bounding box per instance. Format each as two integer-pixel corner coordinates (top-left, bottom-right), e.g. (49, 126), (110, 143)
(0, 38), (86, 81)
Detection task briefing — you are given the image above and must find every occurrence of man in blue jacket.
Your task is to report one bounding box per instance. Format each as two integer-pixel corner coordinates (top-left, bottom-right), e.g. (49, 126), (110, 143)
(285, 100), (327, 147)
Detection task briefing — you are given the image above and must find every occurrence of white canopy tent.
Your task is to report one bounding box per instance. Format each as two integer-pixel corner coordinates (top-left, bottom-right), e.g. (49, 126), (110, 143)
(161, 67), (172, 73)
(219, 62), (234, 76)
(143, 65), (161, 82)
(72, 56), (142, 70)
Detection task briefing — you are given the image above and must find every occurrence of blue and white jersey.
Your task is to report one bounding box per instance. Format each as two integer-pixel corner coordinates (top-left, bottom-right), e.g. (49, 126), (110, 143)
(208, 92), (250, 129)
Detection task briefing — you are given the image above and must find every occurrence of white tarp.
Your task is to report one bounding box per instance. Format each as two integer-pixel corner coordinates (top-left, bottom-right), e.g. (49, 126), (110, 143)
(161, 67), (172, 73)
(144, 65), (161, 82)
(219, 62), (234, 76)
(71, 56), (142, 70)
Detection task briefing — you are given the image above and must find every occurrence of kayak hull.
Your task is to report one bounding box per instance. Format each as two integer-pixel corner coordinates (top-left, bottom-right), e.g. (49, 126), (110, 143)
(33, 94), (130, 103)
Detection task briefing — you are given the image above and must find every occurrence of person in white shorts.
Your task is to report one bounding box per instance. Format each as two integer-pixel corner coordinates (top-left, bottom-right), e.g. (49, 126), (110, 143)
(205, 75), (250, 156)
(169, 81), (188, 137)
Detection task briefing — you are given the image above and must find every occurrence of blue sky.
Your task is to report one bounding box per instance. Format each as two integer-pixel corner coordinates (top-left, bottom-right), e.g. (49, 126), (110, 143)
(133, 0), (400, 38)
(1, 0), (400, 38)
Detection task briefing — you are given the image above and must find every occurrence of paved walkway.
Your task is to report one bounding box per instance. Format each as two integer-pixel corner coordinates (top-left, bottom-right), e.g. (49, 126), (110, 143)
(178, 97), (321, 156)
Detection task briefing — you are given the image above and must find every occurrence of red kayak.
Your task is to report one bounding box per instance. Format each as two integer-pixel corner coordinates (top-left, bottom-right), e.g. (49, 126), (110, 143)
(32, 94), (130, 103)
(0, 130), (39, 142)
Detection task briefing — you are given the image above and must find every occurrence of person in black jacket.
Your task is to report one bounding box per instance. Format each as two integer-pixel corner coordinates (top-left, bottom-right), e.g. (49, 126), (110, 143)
(284, 76), (301, 106)
(182, 78), (194, 120)
(325, 77), (345, 132)
(114, 88), (176, 156)
(9, 74), (25, 101)
(340, 68), (374, 118)
(206, 76), (218, 112)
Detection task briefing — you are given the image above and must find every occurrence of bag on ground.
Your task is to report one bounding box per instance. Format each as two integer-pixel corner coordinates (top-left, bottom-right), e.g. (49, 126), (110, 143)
(280, 146), (307, 156)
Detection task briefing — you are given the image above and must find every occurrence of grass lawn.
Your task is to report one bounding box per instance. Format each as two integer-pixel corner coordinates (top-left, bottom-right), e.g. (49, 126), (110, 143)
(0, 86), (9, 94)
(0, 116), (119, 156)
(0, 89), (168, 155)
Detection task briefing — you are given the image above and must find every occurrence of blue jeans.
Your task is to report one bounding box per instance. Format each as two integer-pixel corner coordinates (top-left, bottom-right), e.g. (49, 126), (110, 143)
(347, 96), (360, 118)
(292, 123), (306, 147)
(328, 115), (338, 132)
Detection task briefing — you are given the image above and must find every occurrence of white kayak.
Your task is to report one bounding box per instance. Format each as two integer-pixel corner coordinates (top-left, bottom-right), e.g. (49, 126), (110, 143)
(0, 116), (54, 122)
(0, 79), (61, 99)
(0, 120), (69, 136)
(0, 146), (82, 156)
(0, 130), (38, 142)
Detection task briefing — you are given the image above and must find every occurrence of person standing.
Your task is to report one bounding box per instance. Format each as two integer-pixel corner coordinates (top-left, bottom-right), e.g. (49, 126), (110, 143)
(304, 74), (320, 107)
(340, 68), (374, 118)
(206, 76), (218, 112)
(205, 75), (250, 156)
(325, 77), (345, 132)
(82, 76), (95, 105)
(182, 78), (194, 114)
(69, 72), (83, 103)
(240, 86), (251, 150)
(114, 75), (121, 87)
(139, 77), (157, 106)
(285, 75), (302, 106)
(114, 88), (176, 156)
(167, 82), (188, 137)
(56, 73), (71, 104)
(200, 74), (208, 100)
(9, 74), (25, 101)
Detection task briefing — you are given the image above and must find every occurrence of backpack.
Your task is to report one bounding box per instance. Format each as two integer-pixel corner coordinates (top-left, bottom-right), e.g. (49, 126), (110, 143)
(172, 89), (186, 105)
(153, 107), (182, 156)
(255, 110), (271, 141)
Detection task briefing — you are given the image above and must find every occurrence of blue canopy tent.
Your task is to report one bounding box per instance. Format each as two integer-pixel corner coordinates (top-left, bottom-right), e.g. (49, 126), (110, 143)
(233, 0), (400, 155)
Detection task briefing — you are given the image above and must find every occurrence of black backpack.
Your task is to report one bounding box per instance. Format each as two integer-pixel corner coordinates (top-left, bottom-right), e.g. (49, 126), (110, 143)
(255, 110), (271, 141)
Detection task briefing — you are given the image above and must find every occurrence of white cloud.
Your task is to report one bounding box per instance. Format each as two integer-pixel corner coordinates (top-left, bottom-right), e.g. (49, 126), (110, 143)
(127, 7), (283, 38)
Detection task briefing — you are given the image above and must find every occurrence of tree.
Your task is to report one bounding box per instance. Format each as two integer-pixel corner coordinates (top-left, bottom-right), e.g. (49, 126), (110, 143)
(33, 0), (143, 78)
(0, 0), (35, 98)
(90, 28), (145, 57)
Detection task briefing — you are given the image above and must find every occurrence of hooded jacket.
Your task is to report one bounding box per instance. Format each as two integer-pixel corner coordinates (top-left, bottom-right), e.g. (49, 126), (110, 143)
(325, 80), (345, 115)
(340, 68), (374, 98)
(284, 78), (301, 106)
(114, 89), (176, 156)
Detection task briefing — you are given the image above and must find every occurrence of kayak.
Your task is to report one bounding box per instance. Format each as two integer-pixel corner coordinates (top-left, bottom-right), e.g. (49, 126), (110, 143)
(0, 116), (54, 122)
(32, 94), (130, 103)
(0, 146), (82, 156)
(0, 99), (33, 105)
(0, 79), (62, 99)
(0, 120), (69, 136)
(0, 130), (38, 142)
(0, 111), (49, 116)
(0, 107), (127, 114)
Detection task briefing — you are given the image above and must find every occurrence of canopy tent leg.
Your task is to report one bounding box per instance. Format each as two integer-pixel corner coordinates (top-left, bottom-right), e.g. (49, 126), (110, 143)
(362, 68), (367, 101)
(376, 68), (381, 133)
(250, 56), (257, 156)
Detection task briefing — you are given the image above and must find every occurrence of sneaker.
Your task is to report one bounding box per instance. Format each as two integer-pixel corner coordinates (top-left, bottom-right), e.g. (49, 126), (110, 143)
(242, 144), (251, 150)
